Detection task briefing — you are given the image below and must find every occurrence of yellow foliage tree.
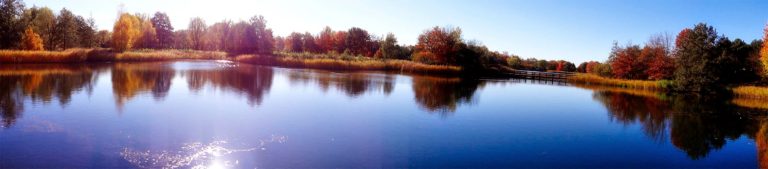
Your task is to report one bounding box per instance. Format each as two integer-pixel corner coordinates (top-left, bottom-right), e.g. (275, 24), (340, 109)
(21, 27), (44, 51)
(762, 23), (768, 78)
(112, 13), (141, 52)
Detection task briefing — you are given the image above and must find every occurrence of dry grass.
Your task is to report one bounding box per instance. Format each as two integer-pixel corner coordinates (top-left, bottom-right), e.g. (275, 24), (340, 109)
(568, 73), (665, 90)
(732, 97), (768, 110)
(0, 49), (227, 63)
(571, 83), (668, 99)
(732, 86), (768, 99)
(115, 49), (226, 61)
(235, 53), (462, 75)
(0, 48), (109, 63)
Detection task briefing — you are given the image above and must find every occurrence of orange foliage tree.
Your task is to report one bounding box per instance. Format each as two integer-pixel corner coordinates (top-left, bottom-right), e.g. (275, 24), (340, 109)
(112, 13), (141, 52)
(20, 27), (44, 50)
(762, 23), (768, 77)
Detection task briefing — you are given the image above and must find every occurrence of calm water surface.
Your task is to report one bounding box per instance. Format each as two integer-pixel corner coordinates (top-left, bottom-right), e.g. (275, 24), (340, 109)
(0, 61), (766, 168)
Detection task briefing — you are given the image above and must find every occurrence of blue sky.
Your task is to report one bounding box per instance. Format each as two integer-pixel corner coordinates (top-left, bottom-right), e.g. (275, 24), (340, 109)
(26, 0), (768, 63)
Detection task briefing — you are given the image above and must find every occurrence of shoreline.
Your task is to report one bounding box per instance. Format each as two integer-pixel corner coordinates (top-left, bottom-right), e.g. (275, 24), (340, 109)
(3, 48), (768, 101)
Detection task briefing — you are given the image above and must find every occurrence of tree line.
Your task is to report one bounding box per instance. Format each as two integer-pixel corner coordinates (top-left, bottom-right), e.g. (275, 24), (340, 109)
(0, 0), (577, 73)
(578, 23), (768, 93)
(0, 0), (100, 50)
(3, 0), (768, 92)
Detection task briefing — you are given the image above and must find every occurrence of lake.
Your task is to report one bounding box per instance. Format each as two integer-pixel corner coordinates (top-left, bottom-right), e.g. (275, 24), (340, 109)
(0, 61), (766, 168)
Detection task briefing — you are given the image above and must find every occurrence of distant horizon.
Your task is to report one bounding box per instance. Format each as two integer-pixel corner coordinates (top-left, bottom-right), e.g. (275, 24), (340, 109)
(25, 0), (768, 63)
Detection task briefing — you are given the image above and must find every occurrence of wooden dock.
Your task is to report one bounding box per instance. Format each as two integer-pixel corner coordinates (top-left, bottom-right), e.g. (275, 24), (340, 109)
(508, 70), (575, 81)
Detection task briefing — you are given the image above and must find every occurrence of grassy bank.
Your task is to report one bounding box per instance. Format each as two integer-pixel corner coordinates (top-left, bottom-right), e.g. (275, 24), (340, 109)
(235, 52), (462, 75)
(567, 73), (667, 90)
(0, 48), (226, 63)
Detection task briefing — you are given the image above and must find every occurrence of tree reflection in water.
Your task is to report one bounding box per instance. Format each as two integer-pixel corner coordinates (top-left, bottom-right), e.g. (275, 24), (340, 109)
(111, 63), (176, 107)
(286, 70), (394, 97)
(185, 64), (273, 106)
(591, 89), (768, 162)
(0, 64), (104, 128)
(411, 75), (482, 116)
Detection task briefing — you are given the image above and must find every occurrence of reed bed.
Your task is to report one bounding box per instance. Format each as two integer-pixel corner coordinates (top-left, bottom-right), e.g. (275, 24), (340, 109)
(0, 49), (227, 63)
(567, 73), (664, 90)
(732, 86), (768, 99)
(571, 83), (668, 99)
(235, 53), (462, 75)
(115, 49), (227, 61)
(0, 48), (110, 63)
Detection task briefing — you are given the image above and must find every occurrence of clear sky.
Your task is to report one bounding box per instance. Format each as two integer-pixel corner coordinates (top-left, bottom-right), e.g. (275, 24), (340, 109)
(25, 0), (768, 63)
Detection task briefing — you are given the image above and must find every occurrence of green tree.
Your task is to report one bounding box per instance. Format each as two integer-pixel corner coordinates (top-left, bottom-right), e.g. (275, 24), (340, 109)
(0, 0), (24, 49)
(377, 33), (399, 59)
(75, 15), (96, 48)
(673, 23), (723, 93)
(52, 8), (79, 49)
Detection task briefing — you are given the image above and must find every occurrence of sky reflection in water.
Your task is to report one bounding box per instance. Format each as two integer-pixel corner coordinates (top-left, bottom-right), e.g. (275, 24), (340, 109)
(0, 61), (766, 168)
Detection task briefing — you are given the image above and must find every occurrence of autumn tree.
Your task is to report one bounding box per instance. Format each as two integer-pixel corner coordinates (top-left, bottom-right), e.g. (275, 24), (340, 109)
(508, 55), (523, 69)
(0, 0), (24, 49)
(414, 26), (463, 65)
(172, 30), (191, 49)
(577, 62), (588, 73)
(332, 31), (347, 53)
(136, 19), (157, 49)
(112, 13), (140, 52)
(762, 23), (768, 78)
(608, 42), (646, 79)
(205, 21), (229, 51)
(317, 26), (334, 53)
(345, 27), (373, 56)
(249, 15), (274, 54)
(188, 17), (206, 50)
(151, 12), (173, 49)
(273, 36), (284, 52)
(20, 27), (43, 50)
(94, 30), (110, 47)
(301, 32), (319, 53)
(21, 6), (54, 50)
(644, 33), (675, 80)
(284, 32), (303, 52)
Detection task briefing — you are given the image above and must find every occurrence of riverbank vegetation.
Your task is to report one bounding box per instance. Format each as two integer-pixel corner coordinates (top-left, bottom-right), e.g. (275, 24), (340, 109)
(0, 0), (572, 75)
(572, 23), (768, 96)
(0, 48), (226, 62)
(2, 0), (768, 96)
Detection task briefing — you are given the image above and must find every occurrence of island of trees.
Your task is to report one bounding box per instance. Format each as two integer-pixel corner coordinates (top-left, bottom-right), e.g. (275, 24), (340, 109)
(1, 0), (767, 97)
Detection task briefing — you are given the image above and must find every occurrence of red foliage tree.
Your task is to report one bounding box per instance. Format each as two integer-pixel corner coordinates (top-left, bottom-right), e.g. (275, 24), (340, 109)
(609, 43), (646, 79)
(644, 34), (675, 80)
(317, 26), (334, 53)
(414, 26), (462, 65)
